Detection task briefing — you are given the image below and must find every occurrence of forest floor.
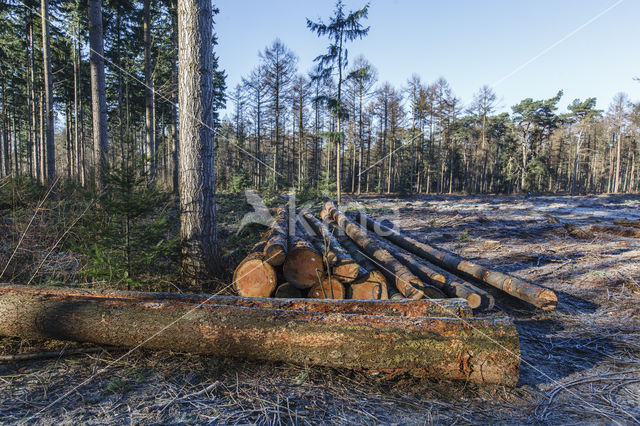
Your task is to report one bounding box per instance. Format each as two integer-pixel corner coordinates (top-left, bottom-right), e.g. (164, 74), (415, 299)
(1, 191), (640, 424)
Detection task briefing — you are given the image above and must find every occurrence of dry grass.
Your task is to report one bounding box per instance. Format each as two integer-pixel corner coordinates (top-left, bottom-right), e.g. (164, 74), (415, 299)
(1, 192), (640, 423)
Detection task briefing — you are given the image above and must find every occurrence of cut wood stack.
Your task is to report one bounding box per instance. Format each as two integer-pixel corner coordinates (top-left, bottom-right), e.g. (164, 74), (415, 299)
(232, 200), (558, 312)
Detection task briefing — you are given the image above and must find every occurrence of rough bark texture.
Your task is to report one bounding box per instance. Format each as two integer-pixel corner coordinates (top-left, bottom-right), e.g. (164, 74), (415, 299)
(264, 206), (288, 266)
(355, 212), (557, 310)
(283, 227), (323, 289)
(308, 275), (346, 299)
(233, 240), (277, 297)
(360, 226), (448, 300)
(88, 0), (108, 192)
(590, 224), (640, 238)
(178, 0), (218, 279)
(325, 201), (425, 299)
(41, 0), (55, 186)
(303, 212), (360, 283)
(0, 285), (517, 384)
(143, 0), (155, 179)
(362, 227), (493, 310)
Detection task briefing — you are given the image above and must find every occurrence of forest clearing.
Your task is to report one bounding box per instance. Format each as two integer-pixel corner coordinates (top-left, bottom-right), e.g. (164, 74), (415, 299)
(1, 0), (640, 423)
(1, 191), (639, 423)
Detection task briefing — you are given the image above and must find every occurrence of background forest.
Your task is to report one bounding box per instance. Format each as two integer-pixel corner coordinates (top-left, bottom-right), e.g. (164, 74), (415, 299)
(1, 0), (639, 199)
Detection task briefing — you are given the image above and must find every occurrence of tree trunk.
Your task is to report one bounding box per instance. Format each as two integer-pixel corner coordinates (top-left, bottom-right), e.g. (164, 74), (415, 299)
(356, 212), (558, 310)
(177, 0), (219, 279)
(0, 284), (519, 385)
(88, 0), (108, 192)
(41, 0), (56, 186)
(144, 0), (156, 180)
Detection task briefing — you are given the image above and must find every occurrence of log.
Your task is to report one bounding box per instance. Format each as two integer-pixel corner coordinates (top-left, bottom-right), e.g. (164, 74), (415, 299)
(282, 226), (323, 289)
(233, 239), (278, 297)
(613, 219), (640, 229)
(355, 212), (558, 310)
(303, 212), (360, 283)
(297, 216), (339, 266)
(590, 224), (640, 238)
(325, 201), (425, 299)
(264, 206), (288, 266)
(0, 285), (518, 385)
(308, 274), (346, 299)
(358, 225), (447, 299)
(1, 285), (471, 318)
(324, 211), (389, 300)
(274, 282), (302, 299)
(362, 227), (493, 310)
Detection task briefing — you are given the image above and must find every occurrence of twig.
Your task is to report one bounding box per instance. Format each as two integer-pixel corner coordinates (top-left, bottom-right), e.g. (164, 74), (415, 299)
(0, 347), (102, 362)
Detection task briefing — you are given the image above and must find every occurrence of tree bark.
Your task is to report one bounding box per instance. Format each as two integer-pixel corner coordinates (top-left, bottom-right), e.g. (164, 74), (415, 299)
(88, 0), (108, 192)
(0, 285), (519, 385)
(144, 0), (156, 179)
(325, 201), (425, 299)
(356, 212), (557, 310)
(303, 212), (359, 283)
(263, 206), (288, 266)
(41, 0), (56, 186)
(178, 0), (219, 279)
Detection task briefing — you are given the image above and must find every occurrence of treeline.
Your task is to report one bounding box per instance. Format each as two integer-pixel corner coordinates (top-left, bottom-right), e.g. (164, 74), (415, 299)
(224, 43), (639, 195)
(0, 0), (638, 196)
(0, 0), (224, 191)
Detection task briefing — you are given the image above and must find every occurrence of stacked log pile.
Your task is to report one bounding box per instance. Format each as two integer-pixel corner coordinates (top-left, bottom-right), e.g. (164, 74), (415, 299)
(232, 200), (558, 311)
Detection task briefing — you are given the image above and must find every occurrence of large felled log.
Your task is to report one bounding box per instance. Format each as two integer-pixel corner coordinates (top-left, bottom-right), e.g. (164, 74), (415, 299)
(590, 224), (640, 238)
(233, 239), (278, 297)
(303, 212), (360, 283)
(325, 201), (425, 299)
(362, 223), (493, 309)
(0, 285), (518, 385)
(355, 212), (558, 310)
(324, 212), (389, 300)
(282, 225), (323, 289)
(264, 206), (289, 266)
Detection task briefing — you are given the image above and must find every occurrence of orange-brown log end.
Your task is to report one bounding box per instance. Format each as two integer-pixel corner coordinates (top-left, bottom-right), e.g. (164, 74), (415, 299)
(283, 247), (324, 289)
(264, 245), (286, 266)
(308, 275), (346, 299)
(332, 260), (360, 284)
(233, 256), (277, 297)
(348, 271), (388, 300)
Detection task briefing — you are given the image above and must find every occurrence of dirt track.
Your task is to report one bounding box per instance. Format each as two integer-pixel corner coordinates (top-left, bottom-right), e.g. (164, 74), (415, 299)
(1, 194), (639, 424)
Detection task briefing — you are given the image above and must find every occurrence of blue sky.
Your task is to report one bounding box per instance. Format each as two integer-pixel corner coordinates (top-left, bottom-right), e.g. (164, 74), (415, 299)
(214, 0), (639, 117)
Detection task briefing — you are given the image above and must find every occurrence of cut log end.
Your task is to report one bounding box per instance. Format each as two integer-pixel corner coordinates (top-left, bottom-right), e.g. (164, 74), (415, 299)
(308, 276), (346, 299)
(348, 271), (389, 300)
(538, 289), (558, 310)
(283, 247), (323, 289)
(233, 257), (277, 297)
(332, 260), (360, 284)
(274, 282), (303, 299)
(264, 246), (286, 266)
